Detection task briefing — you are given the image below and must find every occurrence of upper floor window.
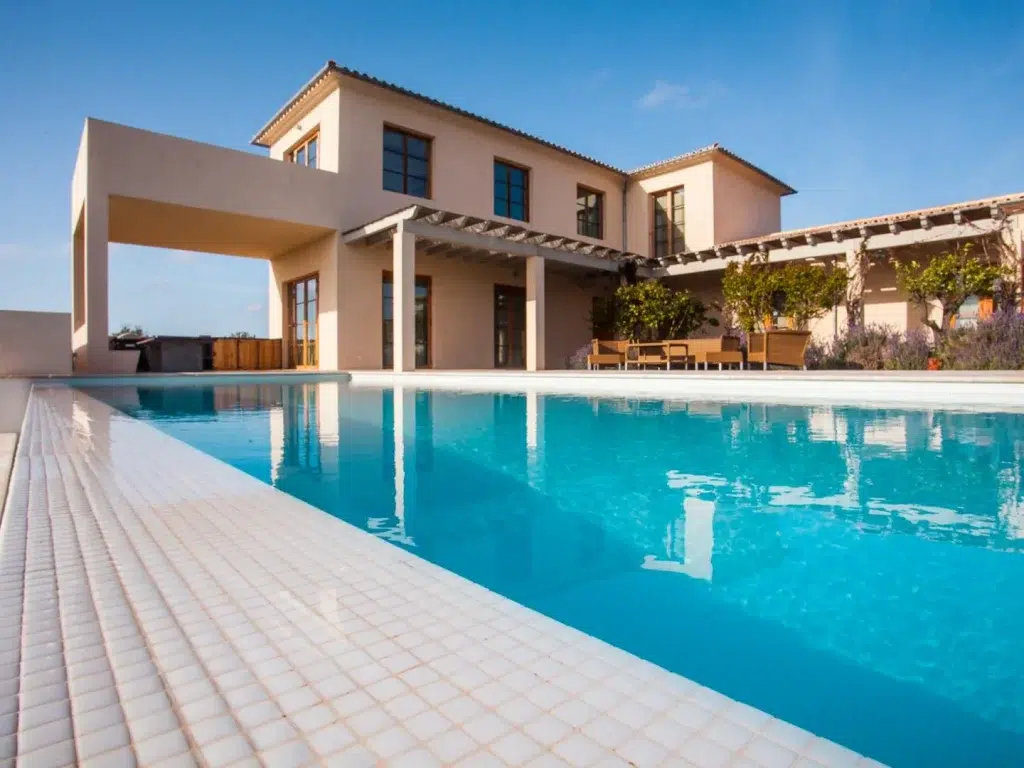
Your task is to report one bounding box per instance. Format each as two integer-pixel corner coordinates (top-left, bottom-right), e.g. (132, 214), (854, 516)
(383, 126), (431, 198)
(652, 186), (685, 258)
(494, 160), (529, 221)
(287, 130), (319, 168)
(577, 185), (604, 239)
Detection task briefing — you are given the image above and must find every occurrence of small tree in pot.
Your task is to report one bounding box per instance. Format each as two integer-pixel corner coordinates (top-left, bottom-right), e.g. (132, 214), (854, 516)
(778, 262), (849, 330)
(723, 260), (847, 332)
(893, 242), (1007, 336)
(614, 280), (716, 341)
(722, 261), (779, 333)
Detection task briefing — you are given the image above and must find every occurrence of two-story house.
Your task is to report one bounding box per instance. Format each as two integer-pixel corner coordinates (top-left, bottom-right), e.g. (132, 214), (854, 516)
(70, 61), (1024, 373)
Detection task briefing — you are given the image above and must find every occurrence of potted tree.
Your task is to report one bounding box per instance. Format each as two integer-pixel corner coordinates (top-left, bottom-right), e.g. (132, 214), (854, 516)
(893, 242), (1007, 369)
(724, 260), (847, 369)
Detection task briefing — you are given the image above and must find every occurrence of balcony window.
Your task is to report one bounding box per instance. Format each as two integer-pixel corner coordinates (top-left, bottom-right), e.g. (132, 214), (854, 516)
(383, 126), (431, 198)
(494, 160), (529, 221)
(287, 131), (318, 168)
(577, 185), (604, 239)
(652, 186), (685, 259)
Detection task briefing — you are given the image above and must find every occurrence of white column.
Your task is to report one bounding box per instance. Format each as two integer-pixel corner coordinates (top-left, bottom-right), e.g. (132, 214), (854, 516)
(526, 390), (544, 486)
(72, 194), (109, 372)
(392, 224), (416, 372)
(392, 385), (416, 545)
(526, 255), (546, 372)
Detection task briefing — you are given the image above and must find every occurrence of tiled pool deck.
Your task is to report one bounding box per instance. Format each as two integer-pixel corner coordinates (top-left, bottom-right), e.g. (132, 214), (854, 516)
(1, 386), (883, 767)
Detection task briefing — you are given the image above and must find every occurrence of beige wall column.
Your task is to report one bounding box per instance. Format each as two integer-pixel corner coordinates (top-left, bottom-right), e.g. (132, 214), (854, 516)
(392, 224), (416, 372)
(526, 255), (546, 372)
(72, 194), (109, 372)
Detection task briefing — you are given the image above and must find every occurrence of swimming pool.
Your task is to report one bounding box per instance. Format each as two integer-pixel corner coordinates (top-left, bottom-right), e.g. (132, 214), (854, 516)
(85, 379), (1024, 767)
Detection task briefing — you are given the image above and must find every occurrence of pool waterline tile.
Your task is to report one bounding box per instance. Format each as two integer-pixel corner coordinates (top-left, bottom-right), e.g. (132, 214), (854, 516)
(0, 387), (876, 766)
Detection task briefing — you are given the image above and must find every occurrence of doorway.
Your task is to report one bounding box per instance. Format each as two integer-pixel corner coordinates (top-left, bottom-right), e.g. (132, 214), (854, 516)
(286, 273), (318, 368)
(494, 284), (526, 368)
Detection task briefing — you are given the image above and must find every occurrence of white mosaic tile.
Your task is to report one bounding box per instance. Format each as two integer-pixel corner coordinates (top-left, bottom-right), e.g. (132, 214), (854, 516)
(0, 387), (883, 766)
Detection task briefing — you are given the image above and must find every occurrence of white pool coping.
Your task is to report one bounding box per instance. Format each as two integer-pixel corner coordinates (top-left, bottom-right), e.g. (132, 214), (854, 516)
(346, 370), (1024, 410)
(0, 386), (885, 767)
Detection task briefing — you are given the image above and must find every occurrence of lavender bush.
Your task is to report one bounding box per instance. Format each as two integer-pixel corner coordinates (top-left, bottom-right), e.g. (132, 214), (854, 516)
(939, 312), (1024, 370)
(807, 325), (933, 370)
(566, 343), (591, 370)
(884, 328), (933, 370)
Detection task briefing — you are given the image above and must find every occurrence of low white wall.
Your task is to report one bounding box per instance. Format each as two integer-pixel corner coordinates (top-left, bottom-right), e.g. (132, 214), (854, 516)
(347, 370), (1024, 410)
(0, 311), (72, 376)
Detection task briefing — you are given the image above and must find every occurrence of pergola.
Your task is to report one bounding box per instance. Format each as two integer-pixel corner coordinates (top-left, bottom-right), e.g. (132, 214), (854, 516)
(651, 193), (1024, 276)
(342, 205), (646, 372)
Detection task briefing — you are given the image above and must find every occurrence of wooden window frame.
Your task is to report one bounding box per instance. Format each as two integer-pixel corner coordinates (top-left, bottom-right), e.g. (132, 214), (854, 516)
(494, 158), (530, 222)
(382, 270), (433, 368)
(576, 184), (604, 240)
(382, 124), (433, 199)
(650, 185), (686, 259)
(286, 128), (320, 169)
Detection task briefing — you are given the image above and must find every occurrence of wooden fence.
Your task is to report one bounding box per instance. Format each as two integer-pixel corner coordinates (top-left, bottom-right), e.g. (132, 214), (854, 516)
(211, 338), (283, 371)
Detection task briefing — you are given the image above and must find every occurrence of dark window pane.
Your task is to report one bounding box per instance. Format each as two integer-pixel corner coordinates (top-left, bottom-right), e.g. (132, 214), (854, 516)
(383, 170), (404, 192)
(494, 163), (508, 183)
(509, 167), (524, 186)
(383, 149), (404, 173)
(510, 186), (524, 204)
(407, 137), (428, 159)
(509, 202), (525, 221)
(407, 157), (428, 179)
(495, 199), (507, 217)
(383, 130), (404, 152)
(307, 139), (317, 168)
(407, 177), (427, 198)
(296, 146), (306, 166)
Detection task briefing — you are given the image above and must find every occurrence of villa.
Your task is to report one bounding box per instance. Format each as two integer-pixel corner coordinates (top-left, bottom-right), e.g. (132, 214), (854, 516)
(67, 60), (1024, 374)
(1, 59), (1021, 768)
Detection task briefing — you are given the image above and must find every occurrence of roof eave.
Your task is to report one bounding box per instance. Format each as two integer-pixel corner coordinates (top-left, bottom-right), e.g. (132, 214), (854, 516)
(627, 146), (796, 196)
(251, 61), (339, 148)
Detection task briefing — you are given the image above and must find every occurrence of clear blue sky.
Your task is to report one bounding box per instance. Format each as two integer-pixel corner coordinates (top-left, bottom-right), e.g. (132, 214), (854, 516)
(1, 0), (1021, 336)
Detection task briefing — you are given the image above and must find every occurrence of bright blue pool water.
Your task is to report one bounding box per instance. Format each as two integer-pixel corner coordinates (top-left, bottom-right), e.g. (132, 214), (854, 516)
(85, 380), (1024, 767)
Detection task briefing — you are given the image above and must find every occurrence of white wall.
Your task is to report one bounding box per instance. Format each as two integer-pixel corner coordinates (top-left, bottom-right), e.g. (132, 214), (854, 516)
(0, 311), (72, 376)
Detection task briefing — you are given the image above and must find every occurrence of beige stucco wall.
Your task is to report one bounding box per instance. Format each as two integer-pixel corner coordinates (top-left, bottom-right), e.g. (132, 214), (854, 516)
(334, 80), (625, 246)
(0, 311), (72, 376)
(712, 162), (783, 245)
(627, 162), (715, 258)
(269, 87), (342, 173)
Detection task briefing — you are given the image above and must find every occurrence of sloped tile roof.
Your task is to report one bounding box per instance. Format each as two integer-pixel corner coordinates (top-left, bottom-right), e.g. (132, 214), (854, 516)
(252, 62), (793, 192)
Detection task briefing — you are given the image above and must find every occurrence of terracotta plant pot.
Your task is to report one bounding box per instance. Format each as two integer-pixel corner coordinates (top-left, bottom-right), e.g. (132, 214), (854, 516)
(926, 357), (942, 371)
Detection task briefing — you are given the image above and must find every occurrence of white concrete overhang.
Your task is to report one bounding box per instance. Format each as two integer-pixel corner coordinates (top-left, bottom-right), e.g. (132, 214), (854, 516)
(74, 119), (345, 260)
(653, 193), (1024, 277)
(342, 205), (648, 274)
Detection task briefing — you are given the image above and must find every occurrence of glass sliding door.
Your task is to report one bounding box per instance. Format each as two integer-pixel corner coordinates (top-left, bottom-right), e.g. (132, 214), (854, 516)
(494, 284), (526, 369)
(382, 272), (432, 368)
(287, 274), (318, 369)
